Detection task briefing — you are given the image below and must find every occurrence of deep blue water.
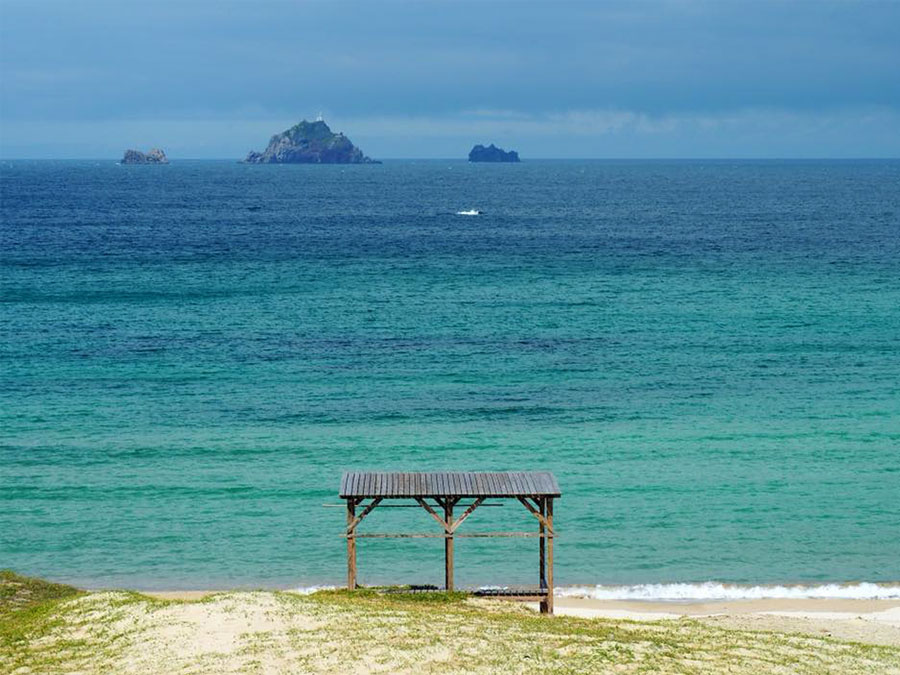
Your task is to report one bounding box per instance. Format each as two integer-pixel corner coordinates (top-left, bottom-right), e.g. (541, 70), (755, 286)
(2, 159), (899, 592)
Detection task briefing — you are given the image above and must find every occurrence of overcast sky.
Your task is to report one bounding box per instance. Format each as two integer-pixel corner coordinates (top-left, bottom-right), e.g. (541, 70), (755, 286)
(1, 0), (898, 158)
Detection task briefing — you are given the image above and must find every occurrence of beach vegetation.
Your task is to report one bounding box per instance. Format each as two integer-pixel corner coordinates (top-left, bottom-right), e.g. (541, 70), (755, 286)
(1, 573), (899, 673)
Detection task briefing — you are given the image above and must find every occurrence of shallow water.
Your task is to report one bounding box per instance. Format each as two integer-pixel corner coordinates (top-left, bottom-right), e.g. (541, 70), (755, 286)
(2, 159), (899, 592)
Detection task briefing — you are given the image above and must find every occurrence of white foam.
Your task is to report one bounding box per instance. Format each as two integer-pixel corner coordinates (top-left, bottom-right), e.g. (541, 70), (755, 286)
(556, 582), (900, 601)
(288, 585), (337, 595)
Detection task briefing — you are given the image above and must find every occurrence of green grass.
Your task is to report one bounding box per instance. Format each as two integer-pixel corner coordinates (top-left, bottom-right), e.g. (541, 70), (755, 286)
(0, 570), (82, 614)
(0, 570), (86, 672)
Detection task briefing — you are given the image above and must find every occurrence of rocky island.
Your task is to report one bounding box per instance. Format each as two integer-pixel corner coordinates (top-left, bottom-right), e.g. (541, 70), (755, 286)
(243, 119), (379, 164)
(121, 148), (169, 164)
(468, 144), (520, 162)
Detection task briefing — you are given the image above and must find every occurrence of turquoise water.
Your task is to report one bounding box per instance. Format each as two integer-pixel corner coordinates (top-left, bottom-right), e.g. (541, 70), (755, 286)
(2, 159), (899, 593)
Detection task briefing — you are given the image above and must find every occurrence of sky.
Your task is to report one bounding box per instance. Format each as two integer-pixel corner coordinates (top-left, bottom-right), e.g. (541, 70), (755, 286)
(1, 0), (899, 159)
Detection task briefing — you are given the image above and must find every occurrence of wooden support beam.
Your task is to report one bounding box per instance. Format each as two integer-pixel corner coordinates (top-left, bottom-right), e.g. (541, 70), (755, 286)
(445, 499), (454, 591)
(416, 497), (450, 531)
(346, 497), (383, 533)
(344, 532), (548, 538)
(539, 497), (548, 614)
(323, 503), (504, 509)
(517, 496), (553, 532)
(546, 498), (554, 614)
(449, 497), (484, 533)
(346, 498), (357, 590)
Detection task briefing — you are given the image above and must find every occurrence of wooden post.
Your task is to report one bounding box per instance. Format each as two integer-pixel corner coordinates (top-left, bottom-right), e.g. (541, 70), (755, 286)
(546, 498), (554, 614)
(347, 498), (357, 590)
(539, 497), (548, 614)
(444, 498), (454, 591)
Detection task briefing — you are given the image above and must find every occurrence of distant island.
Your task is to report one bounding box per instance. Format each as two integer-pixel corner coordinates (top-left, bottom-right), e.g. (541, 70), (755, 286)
(243, 119), (379, 164)
(468, 144), (520, 162)
(121, 148), (169, 164)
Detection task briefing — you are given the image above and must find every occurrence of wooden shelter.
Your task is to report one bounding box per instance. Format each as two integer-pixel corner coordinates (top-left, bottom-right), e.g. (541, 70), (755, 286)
(339, 471), (560, 614)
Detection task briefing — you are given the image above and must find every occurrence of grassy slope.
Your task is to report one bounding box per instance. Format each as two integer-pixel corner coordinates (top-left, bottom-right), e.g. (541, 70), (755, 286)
(1, 572), (899, 674)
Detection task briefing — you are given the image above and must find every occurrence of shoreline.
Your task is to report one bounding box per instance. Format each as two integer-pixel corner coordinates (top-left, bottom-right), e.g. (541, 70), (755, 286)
(145, 590), (900, 613)
(145, 590), (900, 617)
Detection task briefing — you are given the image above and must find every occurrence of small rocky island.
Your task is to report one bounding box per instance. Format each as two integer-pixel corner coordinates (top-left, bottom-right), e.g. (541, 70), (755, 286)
(468, 144), (520, 163)
(121, 148), (169, 164)
(243, 119), (379, 164)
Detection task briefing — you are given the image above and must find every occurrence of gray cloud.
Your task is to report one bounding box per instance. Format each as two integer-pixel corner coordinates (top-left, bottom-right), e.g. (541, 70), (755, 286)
(1, 0), (898, 157)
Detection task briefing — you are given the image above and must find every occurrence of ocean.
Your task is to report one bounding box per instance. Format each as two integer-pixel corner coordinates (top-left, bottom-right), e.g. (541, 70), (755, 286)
(2, 159), (899, 598)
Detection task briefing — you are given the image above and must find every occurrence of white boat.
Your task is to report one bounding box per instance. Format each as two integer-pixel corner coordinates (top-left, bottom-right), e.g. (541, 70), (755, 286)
(456, 209), (482, 216)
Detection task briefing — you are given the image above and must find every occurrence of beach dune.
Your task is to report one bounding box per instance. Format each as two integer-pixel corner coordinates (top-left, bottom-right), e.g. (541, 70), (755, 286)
(4, 573), (899, 674)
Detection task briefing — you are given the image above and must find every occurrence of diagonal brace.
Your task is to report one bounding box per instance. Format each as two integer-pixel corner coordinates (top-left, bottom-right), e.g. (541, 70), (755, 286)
(517, 497), (554, 533)
(449, 497), (484, 533)
(416, 498), (450, 531)
(347, 497), (382, 533)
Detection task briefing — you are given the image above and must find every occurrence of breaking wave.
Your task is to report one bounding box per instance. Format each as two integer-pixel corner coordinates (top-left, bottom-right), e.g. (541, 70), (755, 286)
(556, 582), (900, 601)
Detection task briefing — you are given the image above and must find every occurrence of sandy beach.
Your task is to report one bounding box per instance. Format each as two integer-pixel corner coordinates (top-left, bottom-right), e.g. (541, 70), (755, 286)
(145, 591), (900, 648)
(547, 596), (900, 647)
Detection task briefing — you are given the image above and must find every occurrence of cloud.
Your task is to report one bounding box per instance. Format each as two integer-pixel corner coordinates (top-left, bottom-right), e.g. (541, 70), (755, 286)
(3, 0), (900, 126)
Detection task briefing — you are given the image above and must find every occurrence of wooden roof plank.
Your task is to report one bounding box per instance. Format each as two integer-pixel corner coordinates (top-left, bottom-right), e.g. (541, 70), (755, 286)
(534, 472), (548, 495)
(486, 472), (498, 496)
(511, 472), (525, 495)
(521, 472), (536, 496)
(504, 472), (517, 494)
(340, 471), (559, 497)
(542, 472), (556, 494)
(491, 472), (503, 495)
(520, 472), (534, 495)
(507, 471), (519, 494)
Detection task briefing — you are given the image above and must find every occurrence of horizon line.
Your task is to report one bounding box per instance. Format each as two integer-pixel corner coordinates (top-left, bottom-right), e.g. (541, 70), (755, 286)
(3, 157), (899, 162)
